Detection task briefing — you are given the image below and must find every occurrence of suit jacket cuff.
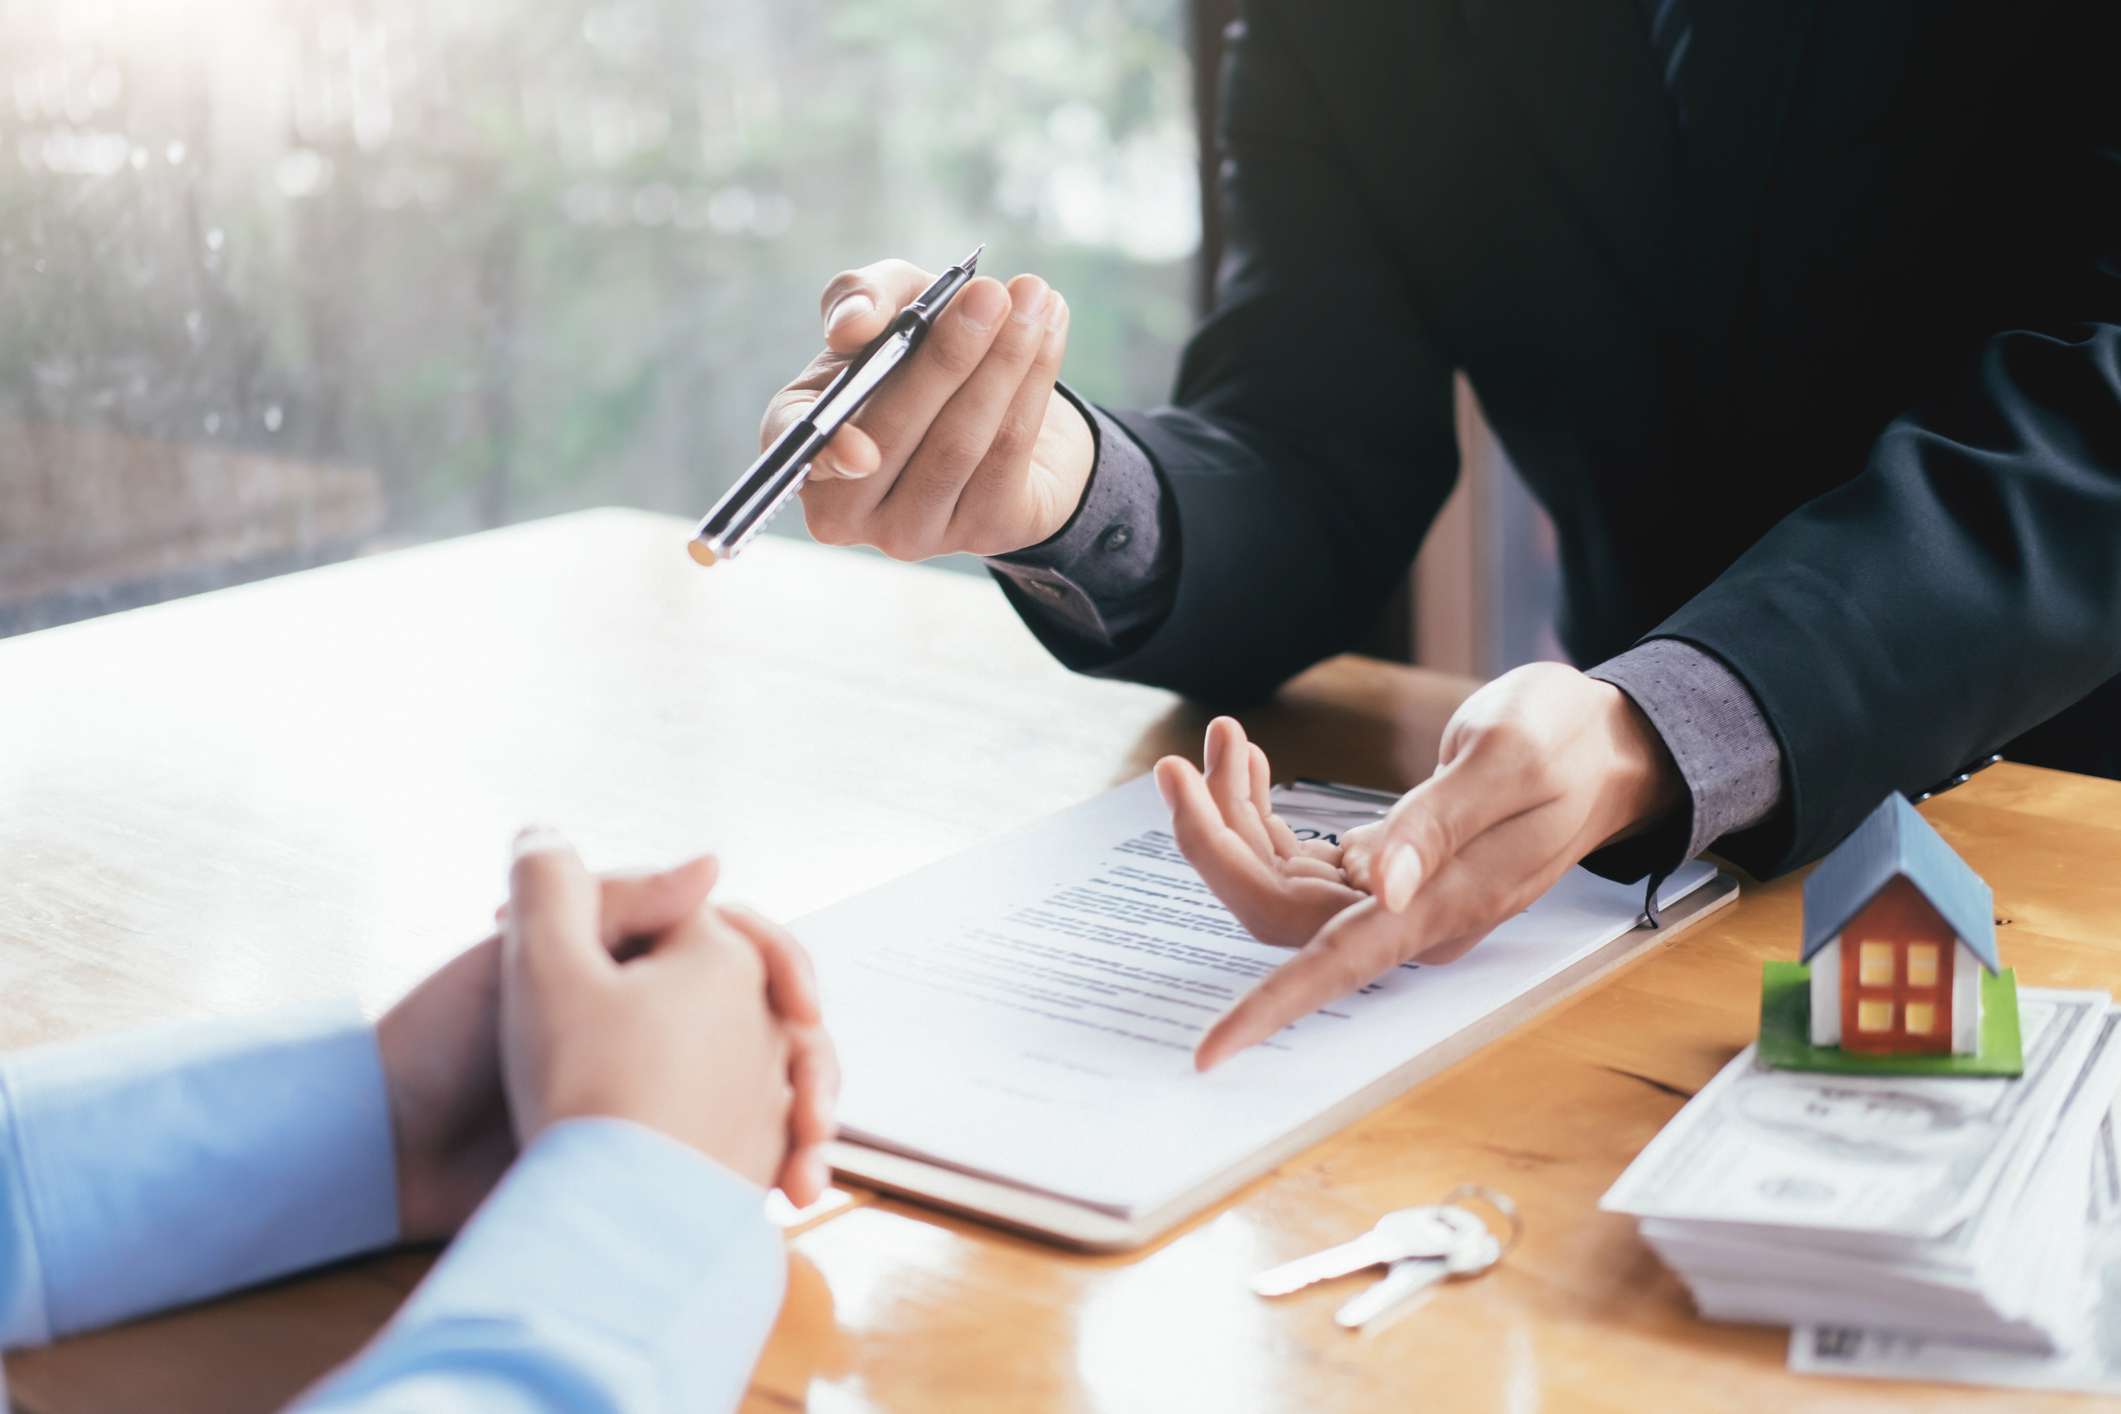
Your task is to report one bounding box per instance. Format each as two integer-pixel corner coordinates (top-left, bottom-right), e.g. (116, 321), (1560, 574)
(985, 385), (1178, 663)
(1582, 638), (1788, 882)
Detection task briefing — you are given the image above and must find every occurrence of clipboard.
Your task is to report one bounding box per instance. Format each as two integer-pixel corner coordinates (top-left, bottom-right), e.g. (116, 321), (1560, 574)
(825, 866), (1740, 1252)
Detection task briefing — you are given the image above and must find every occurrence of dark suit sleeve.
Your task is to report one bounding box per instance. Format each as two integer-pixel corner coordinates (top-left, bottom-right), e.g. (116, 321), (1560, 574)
(1655, 123), (2121, 875)
(1002, 2), (1461, 706)
(987, 388), (1180, 662)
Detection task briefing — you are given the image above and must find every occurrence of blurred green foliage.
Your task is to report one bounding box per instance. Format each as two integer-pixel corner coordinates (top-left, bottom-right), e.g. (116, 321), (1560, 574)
(0, 0), (1197, 547)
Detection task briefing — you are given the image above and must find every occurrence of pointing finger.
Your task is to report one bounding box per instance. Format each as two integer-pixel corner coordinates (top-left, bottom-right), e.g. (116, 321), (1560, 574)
(1199, 797), (1590, 1069)
(1195, 897), (1409, 1071)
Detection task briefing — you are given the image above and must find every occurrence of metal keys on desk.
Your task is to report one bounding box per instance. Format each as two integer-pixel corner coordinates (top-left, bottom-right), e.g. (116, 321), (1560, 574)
(1251, 1185), (1520, 1332)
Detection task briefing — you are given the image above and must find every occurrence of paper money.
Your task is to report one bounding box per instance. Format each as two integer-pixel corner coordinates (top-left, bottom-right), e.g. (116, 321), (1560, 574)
(1793, 1190), (2121, 1393)
(1603, 990), (2121, 1363)
(1602, 990), (2108, 1238)
(1790, 1036), (2121, 1391)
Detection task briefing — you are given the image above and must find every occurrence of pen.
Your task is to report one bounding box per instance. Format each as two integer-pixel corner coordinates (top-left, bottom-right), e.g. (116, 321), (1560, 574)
(687, 243), (986, 566)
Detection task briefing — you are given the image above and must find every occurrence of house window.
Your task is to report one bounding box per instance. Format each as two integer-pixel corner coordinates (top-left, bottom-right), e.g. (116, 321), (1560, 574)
(1838, 880), (1958, 1054)
(1858, 942), (1896, 986)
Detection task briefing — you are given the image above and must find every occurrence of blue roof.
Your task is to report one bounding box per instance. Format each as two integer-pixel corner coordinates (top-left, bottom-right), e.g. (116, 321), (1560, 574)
(1800, 795), (1998, 971)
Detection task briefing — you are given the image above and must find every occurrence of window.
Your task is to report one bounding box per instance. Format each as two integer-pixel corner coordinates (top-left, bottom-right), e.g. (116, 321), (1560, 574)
(2, 0), (1199, 635)
(1839, 885), (1956, 1052)
(1906, 944), (1939, 987)
(1858, 941), (1896, 986)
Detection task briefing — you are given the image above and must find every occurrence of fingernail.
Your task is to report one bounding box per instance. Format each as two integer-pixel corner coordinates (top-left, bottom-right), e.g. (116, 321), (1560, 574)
(825, 292), (874, 336)
(1153, 766), (1176, 811)
(957, 280), (1007, 333)
(1046, 291), (1068, 331)
(1382, 844), (1422, 913)
(1010, 281), (1051, 327)
(819, 452), (867, 480)
(513, 825), (570, 860)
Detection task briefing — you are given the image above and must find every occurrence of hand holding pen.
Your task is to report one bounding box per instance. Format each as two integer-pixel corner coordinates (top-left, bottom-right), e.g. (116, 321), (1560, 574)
(725, 256), (1088, 563)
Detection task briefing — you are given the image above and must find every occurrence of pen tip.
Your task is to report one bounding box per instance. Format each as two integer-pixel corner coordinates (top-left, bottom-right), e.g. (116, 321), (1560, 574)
(961, 243), (985, 271)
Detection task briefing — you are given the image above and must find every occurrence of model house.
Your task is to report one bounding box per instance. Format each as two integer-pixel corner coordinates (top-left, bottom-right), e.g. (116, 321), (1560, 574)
(1801, 795), (1998, 1056)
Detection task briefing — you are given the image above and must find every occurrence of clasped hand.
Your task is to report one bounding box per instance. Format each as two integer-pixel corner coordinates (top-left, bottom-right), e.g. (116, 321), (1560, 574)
(1155, 663), (1682, 1070)
(376, 835), (838, 1244)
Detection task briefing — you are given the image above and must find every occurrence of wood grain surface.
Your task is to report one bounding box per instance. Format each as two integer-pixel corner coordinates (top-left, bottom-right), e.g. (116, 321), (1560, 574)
(4, 509), (2115, 1412)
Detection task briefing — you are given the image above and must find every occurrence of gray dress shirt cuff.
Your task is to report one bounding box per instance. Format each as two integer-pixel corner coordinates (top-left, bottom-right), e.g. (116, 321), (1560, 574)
(985, 385), (1178, 662)
(1583, 638), (1787, 886)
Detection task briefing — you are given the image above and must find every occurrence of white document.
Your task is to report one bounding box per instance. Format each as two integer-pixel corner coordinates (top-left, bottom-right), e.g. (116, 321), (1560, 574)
(800, 775), (1715, 1218)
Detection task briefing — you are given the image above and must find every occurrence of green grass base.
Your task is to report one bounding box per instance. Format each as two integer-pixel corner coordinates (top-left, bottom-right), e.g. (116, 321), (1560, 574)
(1757, 961), (2023, 1077)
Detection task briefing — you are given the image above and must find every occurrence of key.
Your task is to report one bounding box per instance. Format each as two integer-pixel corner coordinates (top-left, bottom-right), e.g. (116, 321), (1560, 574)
(1334, 1229), (1502, 1330)
(1251, 1205), (1486, 1296)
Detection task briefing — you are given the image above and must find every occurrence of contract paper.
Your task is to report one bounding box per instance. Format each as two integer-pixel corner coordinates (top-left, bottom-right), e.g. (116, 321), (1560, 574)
(799, 776), (1715, 1217)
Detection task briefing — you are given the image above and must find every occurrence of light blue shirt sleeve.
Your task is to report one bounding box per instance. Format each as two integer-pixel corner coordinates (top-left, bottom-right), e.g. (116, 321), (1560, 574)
(0, 1002), (399, 1349)
(297, 1117), (785, 1414)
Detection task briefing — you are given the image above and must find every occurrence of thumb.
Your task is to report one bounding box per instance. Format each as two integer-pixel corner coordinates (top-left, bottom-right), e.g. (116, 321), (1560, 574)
(505, 826), (606, 985)
(1366, 744), (1547, 915)
(818, 259), (936, 354)
(595, 854), (719, 951)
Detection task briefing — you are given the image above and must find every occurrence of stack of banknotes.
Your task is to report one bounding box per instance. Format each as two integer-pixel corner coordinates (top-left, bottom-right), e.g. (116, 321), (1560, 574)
(1603, 988), (2121, 1395)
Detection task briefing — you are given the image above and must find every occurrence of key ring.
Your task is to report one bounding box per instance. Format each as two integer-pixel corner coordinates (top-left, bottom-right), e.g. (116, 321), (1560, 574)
(1439, 1184), (1522, 1260)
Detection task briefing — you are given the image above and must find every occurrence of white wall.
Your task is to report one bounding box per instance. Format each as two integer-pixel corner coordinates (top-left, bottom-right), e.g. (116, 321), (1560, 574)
(1810, 936), (1842, 1045)
(1952, 946), (1983, 1054)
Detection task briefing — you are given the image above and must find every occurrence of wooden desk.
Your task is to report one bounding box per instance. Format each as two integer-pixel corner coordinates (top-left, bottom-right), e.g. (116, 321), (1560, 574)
(2, 509), (2114, 1411)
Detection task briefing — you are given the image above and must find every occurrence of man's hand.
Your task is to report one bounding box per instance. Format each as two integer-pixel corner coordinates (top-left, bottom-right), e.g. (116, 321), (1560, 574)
(500, 830), (819, 1196)
(765, 258), (1093, 559)
(375, 855), (724, 1242)
(1158, 664), (1683, 1071)
(1151, 716), (1379, 945)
